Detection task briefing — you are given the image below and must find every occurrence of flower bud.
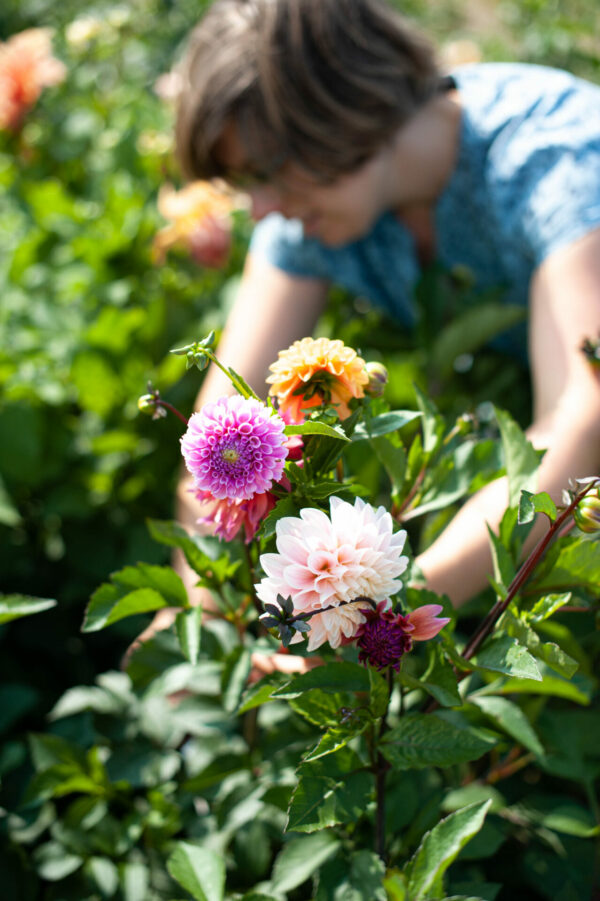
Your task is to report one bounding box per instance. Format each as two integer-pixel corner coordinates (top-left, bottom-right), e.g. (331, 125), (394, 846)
(137, 394), (157, 416)
(364, 361), (388, 398)
(574, 491), (600, 533)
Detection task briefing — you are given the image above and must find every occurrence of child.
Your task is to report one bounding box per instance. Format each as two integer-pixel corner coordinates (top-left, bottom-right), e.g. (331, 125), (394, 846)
(169, 0), (600, 610)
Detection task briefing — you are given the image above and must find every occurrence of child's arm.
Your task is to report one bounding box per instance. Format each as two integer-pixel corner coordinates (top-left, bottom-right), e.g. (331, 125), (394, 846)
(416, 227), (600, 605)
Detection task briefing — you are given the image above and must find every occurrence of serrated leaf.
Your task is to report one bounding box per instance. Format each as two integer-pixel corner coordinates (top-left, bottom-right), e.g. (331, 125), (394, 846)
(354, 410), (421, 439)
(474, 636), (542, 681)
(0, 594), (56, 625)
(470, 696), (544, 756)
(167, 842), (225, 901)
(381, 714), (496, 770)
(287, 747), (371, 833)
(289, 690), (348, 727)
(270, 832), (340, 892)
(175, 606), (202, 665)
(495, 408), (540, 507)
(404, 801), (492, 901)
(284, 421), (350, 441)
(303, 719), (370, 762)
(413, 384), (445, 454)
(486, 526), (514, 596)
(272, 661), (371, 699)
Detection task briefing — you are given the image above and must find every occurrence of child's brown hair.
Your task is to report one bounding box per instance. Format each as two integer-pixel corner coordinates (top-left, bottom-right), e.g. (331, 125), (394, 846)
(176, 0), (439, 183)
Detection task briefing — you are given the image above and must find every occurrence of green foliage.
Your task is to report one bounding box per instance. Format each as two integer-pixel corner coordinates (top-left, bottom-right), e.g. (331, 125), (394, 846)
(0, 3), (599, 901)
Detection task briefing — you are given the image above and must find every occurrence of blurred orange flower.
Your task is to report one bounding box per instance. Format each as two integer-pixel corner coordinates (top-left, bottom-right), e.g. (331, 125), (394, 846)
(267, 337), (369, 421)
(153, 181), (237, 269)
(0, 28), (66, 132)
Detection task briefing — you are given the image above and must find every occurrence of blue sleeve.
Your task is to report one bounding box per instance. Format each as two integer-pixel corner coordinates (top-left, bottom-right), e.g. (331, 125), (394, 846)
(489, 83), (600, 265)
(249, 214), (332, 281)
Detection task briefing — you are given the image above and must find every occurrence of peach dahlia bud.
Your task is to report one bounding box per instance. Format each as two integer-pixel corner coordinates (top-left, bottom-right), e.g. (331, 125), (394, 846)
(574, 490), (600, 533)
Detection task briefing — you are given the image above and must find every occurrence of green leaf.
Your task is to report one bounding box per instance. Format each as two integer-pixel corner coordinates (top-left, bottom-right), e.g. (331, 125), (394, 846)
(303, 719), (370, 762)
(147, 519), (239, 582)
(486, 526), (514, 596)
(474, 636), (542, 681)
(0, 476), (21, 526)
(404, 801), (492, 901)
(284, 421), (350, 441)
(83, 586), (168, 633)
(353, 410), (422, 439)
(167, 842), (226, 901)
(493, 672), (591, 705)
(120, 861), (150, 901)
(495, 408), (540, 507)
(368, 666), (390, 717)
(175, 606), (202, 665)
(470, 696), (544, 756)
(289, 690), (349, 728)
(221, 646), (252, 713)
(370, 434), (407, 494)
(401, 645), (462, 708)
(272, 661), (371, 698)
(34, 841), (83, 881)
(270, 832), (340, 893)
(430, 302), (526, 377)
(413, 384), (445, 454)
(237, 675), (286, 713)
(518, 490), (557, 524)
(529, 534), (600, 594)
(287, 747), (371, 833)
(528, 593), (571, 623)
(381, 714), (496, 770)
(0, 594), (56, 626)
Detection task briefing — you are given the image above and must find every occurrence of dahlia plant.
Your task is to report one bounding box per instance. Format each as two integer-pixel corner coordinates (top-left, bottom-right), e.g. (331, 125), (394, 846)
(61, 332), (600, 899)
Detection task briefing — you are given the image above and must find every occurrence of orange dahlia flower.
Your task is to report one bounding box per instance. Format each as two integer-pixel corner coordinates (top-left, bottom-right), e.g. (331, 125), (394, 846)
(153, 181), (238, 269)
(267, 337), (369, 421)
(0, 29), (66, 132)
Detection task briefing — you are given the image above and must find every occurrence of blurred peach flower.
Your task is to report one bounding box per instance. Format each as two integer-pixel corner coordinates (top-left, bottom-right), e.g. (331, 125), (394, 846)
(0, 28), (66, 132)
(153, 181), (237, 268)
(440, 39), (482, 69)
(267, 337), (369, 421)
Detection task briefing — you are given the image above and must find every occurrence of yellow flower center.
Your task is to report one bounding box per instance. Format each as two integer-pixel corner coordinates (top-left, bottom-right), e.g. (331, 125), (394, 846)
(222, 448), (240, 464)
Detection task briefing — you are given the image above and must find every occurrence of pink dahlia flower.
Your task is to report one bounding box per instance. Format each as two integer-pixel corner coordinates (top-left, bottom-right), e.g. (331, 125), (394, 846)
(193, 483), (284, 544)
(356, 600), (450, 670)
(256, 496), (409, 651)
(181, 396), (288, 501)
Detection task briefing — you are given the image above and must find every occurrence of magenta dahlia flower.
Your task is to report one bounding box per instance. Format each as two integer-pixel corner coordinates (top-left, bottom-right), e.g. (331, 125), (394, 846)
(256, 497), (409, 651)
(356, 600), (450, 670)
(181, 395), (288, 501)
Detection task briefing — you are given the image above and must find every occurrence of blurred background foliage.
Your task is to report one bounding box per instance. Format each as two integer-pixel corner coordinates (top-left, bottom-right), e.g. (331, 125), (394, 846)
(0, 0), (598, 898)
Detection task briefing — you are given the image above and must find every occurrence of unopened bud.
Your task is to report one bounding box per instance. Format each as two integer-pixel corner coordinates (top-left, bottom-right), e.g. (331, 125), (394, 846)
(574, 491), (600, 533)
(138, 394), (157, 416)
(364, 361), (388, 398)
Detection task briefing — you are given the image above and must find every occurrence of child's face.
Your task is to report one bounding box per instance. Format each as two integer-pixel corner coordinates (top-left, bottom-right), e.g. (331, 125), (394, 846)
(215, 120), (395, 247)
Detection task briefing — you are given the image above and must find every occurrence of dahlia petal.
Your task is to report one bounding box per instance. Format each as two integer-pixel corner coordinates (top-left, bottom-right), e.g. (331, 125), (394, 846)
(407, 605), (450, 640)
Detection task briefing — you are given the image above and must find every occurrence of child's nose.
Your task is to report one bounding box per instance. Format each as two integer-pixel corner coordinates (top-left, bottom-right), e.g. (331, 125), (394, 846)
(248, 184), (284, 221)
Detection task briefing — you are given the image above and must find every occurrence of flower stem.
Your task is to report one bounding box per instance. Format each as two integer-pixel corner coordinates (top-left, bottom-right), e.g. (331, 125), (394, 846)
(374, 667), (394, 862)
(462, 480), (600, 662)
(157, 399), (189, 426)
